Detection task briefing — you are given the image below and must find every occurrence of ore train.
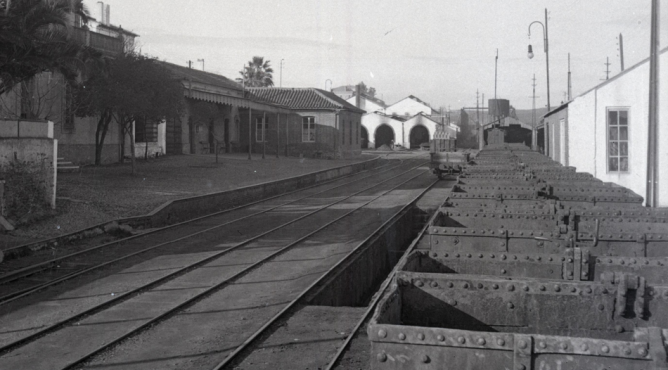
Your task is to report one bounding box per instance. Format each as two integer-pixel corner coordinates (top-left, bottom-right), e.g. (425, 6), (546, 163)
(370, 143), (668, 369)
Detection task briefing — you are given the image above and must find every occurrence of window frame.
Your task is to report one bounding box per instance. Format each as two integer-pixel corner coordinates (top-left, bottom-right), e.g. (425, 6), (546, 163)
(606, 107), (630, 173)
(302, 116), (316, 143)
(255, 116), (268, 142)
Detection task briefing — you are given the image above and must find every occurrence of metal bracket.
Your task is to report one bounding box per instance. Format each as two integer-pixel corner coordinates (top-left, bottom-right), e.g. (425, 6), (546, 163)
(574, 247), (582, 281)
(514, 335), (533, 370)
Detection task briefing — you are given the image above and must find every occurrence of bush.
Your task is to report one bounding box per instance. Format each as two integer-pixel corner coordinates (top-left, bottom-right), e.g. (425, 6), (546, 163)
(1, 160), (51, 225)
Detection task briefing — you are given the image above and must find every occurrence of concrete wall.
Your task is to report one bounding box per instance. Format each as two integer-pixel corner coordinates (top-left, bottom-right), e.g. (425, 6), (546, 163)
(346, 96), (385, 114)
(568, 50), (667, 205)
(402, 115), (438, 147)
(361, 113), (404, 148)
(169, 99), (241, 155)
(0, 120), (56, 208)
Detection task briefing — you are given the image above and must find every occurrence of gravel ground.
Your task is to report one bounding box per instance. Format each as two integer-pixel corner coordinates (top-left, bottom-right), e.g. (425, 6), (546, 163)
(2, 153), (375, 245)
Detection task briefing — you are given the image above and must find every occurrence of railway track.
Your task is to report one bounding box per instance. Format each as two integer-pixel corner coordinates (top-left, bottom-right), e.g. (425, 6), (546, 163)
(0, 159), (435, 370)
(0, 160), (402, 304)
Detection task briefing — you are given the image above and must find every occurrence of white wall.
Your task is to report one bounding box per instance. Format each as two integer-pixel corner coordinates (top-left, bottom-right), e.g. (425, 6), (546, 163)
(568, 51), (667, 205)
(360, 113), (404, 148)
(386, 97), (433, 117)
(345, 96), (385, 114)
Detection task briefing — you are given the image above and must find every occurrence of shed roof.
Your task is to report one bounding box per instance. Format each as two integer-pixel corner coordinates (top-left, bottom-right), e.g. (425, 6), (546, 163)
(246, 88), (366, 114)
(161, 62), (243, 92)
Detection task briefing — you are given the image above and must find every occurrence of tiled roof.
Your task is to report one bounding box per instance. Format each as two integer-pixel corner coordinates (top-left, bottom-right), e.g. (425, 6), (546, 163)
(161, 62), (243, 92)
(246, 88), (366, 114)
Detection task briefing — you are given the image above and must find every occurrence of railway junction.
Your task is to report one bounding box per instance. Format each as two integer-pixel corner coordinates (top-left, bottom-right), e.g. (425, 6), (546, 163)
(1, 146), (668, 370)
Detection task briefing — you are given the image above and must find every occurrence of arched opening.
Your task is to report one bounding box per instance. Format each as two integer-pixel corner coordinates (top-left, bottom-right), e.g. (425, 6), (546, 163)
(361, 126), (369, 149)
(374, 124), (395, 149)
(409, 125), (430, 149)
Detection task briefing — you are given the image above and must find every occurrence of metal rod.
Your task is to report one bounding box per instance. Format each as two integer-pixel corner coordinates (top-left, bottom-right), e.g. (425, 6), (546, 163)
(619, 33), (625, 71)
(545, 8), (551, 111)
(646, 0), (660, 207)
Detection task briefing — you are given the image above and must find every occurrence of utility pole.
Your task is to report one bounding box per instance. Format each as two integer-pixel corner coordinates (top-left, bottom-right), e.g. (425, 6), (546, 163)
(476, 90), (482, 150)
(567, 53), (572, 101)
(494, 49), (498, 102)
(531, 74), (539, 150)
(646, 0), (660, 207)
(603, 57), (611, 80)
(187, 60), (193, 68)
(197, 58), (205, 71)
(618, 33), (625, 71)
(280, 59), (284, 87)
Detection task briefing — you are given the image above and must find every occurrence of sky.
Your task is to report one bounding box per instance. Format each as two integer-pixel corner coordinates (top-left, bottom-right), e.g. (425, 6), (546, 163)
(85, 0), (666, 111)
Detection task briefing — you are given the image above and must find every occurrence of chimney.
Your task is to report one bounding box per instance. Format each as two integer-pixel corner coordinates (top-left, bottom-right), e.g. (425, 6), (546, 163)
(105, 4), (110, 25)
(97, 2), (104, 24)
(355, 84), (361, 108)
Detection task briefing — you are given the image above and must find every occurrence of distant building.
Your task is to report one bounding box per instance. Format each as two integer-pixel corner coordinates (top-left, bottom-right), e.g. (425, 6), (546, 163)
(385, 95), (436, 117)
(360, 112), (457, 150)
(247, 88), (366, 158)
(542, 46), (668, 206)
(345, 94), (387, 114)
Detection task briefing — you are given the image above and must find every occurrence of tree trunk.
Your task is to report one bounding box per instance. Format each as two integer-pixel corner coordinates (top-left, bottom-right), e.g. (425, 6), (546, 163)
(144, 119), (149, 160)
(94, 109), (112, 165)
(128, 120), (136, 174)
(119, 120), (126, 162)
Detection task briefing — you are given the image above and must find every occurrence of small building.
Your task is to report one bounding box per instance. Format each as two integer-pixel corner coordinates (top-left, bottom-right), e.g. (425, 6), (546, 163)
(246, 88), (366, 158)
(482, 116), (533, 148)
(550, 46), (668, 206)
(360, 112), (406, 149)
(360, 111), (457, 150)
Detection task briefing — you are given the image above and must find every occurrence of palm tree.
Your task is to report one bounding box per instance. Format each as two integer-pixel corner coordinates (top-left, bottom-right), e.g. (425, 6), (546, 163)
(0, 0), (91, 94)
(236, 56), (274, 87)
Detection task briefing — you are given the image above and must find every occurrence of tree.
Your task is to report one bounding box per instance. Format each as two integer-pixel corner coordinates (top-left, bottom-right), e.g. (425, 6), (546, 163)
(356, 82), (377, 98)
(76, 52), (184, 170)
(0, 0), (92, 94)
(236, 56), (274, 87)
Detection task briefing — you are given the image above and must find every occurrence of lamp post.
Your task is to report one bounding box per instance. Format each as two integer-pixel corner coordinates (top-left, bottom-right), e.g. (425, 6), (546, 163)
(528, 8), (551, 151)
(280, 59), (284, 87)
(197, 58), (205, 71)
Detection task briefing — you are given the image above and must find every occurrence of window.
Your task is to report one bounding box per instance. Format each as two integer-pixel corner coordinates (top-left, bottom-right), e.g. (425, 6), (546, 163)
(302, 116), (315, 142)
(256, 116), (268, 142)
(607, 108), (629, 172)
(63, 82), (75, 133)
(356, 122), (359, 145)
(341, 119), (345, 145)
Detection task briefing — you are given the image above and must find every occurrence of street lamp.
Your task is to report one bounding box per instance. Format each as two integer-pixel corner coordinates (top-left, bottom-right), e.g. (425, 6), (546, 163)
(527, 8), (550, 112)
(197, 58), (205, 71)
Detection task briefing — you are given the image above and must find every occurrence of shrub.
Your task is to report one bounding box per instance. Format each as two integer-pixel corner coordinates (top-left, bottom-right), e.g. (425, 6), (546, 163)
(1, 160), (51, 225)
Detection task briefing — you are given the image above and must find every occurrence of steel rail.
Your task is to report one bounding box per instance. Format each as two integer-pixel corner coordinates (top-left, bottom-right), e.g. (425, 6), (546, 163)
(323, 177), (459, 370)
(58, 165), (429, 370)
(210, 174), (439, 370)
(0, 161), (402, 304)
(0, 162), (424, 358)
(0, 160), (394, 285)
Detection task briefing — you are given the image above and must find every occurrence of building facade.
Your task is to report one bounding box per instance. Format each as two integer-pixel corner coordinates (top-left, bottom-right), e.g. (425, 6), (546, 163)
(548, 47), (667, 206)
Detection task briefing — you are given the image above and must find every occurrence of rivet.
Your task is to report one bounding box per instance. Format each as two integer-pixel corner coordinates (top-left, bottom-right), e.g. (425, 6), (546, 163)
(477, 338), (486, 345)
(456, 253), (461, 258)
(602, 288), (609, 294)
(523, 286), (530, 291)
(501, 254), (507, 260)
(421, 354), (430, 363)
(601, 345), (610, 353)
(585, 287), (592, 294)
(490, 254), (495, 259)
(398, 333), (406, 340)
(432, 252), (438, 257)
(477, 283), (484, 289)
(467, 253), (472, 258)
(493, 284), (499, 290)
(540, 285), (546, 291)
(431, 281), (438, 288)
(417, 333), (425, 340)
(478, 253), (484, 258)
(581, 344), (589, 351)
(377, 353), (387, 362)
(554, 285), (561, 292)
(615, 325), (624, 333)
(437, 334), (445, 342)
(598, 304), (605, 311)
(518, 340), (527, 349)
(516, 365), (526, 370)
(508, 285), (515, 291)
(458, 337), (466, 344)
(624, 348), (632, 355)
(570, 287), (577, 293)
(447, 282), (454, 288)
(378, 329), (387, 338)
(497, 338), (505, 346)
(513, 255), (518, 260)
(463, 283), (469, 288)
(507, 302), (514, 309)
(416, 280), (424, 287)
(539, 341), (547, 349)
(639, 348), (648, 356)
